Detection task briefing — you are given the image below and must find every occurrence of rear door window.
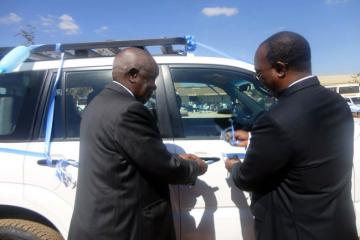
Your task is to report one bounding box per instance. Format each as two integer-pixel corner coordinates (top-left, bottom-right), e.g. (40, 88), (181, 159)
(0, 71), (45, 140)
(42, 69), (160, 139)
(40, 69), (113, 139)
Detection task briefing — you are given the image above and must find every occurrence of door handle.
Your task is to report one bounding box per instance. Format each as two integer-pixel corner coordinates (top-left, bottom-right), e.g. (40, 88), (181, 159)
(37, 159), (79, 188)
(37, 159), (78, 168)
(37, 159), (60, 167)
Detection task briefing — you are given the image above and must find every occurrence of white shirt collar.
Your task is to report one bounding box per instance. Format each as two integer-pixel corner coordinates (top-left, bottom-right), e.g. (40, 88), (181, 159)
(112, 81), (134, 97)
(288, 75), (314, 88)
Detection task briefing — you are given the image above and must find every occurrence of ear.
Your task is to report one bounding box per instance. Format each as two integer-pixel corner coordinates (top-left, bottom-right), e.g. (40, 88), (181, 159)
(274, 61), (287, 78)
(128, 68), (139, 83)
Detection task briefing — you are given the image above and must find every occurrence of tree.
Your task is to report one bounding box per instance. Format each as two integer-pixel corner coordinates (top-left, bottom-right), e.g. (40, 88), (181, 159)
(351, 73), (360, 84)
(15, 24), (36, 45)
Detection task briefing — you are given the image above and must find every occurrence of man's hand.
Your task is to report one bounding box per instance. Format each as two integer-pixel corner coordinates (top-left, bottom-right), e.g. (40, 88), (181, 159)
(178, 153), (199, 161)
(179, 153), (208, 175)
(225, 130), (249, 147)
(225, 158), (241, 172)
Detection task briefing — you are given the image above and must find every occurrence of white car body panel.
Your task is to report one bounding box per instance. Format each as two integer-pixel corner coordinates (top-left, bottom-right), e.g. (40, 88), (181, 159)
(0, 143), (27, 183)
(353, 119), (360, 231)
(172, 139), (254, 239)
(0, 51), (358, 240)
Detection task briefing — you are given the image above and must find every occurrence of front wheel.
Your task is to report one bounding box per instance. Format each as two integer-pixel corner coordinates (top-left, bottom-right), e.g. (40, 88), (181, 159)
(0, 219), (64, 240)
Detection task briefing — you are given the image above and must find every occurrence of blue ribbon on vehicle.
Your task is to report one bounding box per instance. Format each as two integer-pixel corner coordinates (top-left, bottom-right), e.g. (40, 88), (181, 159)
(185, 35), (197, 53)
(0, 44), (49, 157)
(55, 159), (79, 188)
(0, 44), (64, 165)
(0, 147), (47, 158)
(0, 44), (44, 74)
(0, 43), (79, 186)
(44, 43), (65, 166)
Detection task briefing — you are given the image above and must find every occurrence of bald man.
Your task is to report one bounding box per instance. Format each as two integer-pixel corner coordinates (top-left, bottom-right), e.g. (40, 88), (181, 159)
(68, 48), (207, 240)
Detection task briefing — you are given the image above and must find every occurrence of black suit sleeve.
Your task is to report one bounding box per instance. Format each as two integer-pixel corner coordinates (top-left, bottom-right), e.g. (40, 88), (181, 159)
(231, 114), (293, 192)
(114, 101), (200, 184)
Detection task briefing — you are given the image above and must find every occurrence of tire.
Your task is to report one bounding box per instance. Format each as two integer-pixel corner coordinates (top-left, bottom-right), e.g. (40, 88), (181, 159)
(0, 219), (64, 240)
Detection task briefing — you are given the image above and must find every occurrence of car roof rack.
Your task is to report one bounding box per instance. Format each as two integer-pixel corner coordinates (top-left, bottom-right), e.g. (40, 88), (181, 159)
(0, 37), (192, 62)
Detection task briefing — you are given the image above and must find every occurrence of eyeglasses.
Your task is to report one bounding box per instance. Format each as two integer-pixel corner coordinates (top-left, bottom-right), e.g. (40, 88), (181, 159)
(255, 72), (263, 81)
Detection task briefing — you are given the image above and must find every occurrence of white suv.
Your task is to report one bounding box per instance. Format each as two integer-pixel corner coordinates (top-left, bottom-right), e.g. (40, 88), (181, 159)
(344, 95), (360, 118)
(0, 37), (359, 240)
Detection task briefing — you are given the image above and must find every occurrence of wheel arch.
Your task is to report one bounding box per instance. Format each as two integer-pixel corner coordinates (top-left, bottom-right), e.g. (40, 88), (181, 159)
(0, 204), (63, 237)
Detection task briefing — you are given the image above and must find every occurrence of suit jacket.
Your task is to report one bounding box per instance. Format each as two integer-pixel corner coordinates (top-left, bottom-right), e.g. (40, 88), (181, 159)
(231, 77), (357, 240)
(68, 82), (200, 240)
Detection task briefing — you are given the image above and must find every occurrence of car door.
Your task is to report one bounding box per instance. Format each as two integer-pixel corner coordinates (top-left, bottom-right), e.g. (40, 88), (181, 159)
(23, 65), (179, 236)
(163, 64), (274, 240)
(0, 70), (46, 204)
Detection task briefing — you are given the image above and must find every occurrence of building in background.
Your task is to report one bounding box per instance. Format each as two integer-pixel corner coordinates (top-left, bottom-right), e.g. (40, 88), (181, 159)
(319, 73), (360, 118)
(319, 73), (360, 86)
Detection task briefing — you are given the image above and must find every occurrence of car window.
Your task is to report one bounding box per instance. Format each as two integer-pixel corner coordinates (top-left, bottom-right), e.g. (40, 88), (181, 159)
(44, 69), (157, 139)
(170, 67), (275, 138)
(327, 87), (337, 92)
(352, 97), (360, 105)
(65, 70), (113, 138)
(0, 71), (45, 140)
(339, 86), (360, 95)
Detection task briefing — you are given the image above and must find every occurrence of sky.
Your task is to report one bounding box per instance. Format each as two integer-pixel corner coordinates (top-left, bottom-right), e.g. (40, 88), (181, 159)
(0, 0), (359, 75)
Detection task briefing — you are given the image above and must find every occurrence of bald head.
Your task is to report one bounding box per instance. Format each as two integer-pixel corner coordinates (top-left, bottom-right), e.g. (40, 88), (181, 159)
(112, 47), (158, 83)
(260, 31), (311, 73)
(112, 47), (159, 103)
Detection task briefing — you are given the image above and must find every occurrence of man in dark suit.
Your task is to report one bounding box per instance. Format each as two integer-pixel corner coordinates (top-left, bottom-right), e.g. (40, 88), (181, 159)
(68, 47), (207, 240)
(225, 31), (357, 239)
